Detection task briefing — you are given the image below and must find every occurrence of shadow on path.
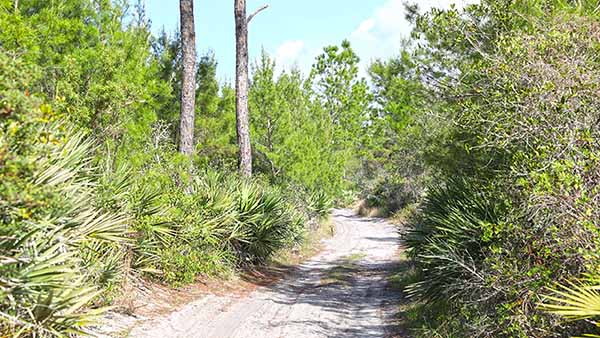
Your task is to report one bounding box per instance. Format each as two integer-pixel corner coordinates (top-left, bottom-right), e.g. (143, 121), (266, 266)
(244, 256), (405, 337)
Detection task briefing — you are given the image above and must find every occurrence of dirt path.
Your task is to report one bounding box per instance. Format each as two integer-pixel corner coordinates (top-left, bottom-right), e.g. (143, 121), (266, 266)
(127, 209), (402, 338)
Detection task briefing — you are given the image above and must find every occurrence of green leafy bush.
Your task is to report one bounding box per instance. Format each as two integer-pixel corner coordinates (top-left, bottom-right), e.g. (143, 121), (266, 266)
(307, 190), (333, 219)
(363, 175), (421, 216)
(0, 52), (128, 336)
(401, 5), (600, 337)
(405, 179), (505, 303)
(159, 246), (230, 287)
(121, 146), (311, 285)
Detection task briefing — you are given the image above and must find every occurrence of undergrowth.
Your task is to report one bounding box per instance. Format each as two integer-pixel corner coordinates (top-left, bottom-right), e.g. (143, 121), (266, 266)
(0, 51), (334, 335)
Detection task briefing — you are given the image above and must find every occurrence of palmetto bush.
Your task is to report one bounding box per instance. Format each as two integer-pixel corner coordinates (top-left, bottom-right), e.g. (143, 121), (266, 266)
(0, 52), (130, 336)
(541, 277), (600, 337)
(233, 182), (305, 261)
(189, 171), (306, 264)
(405, 179), (504, 303)
(307, 190), (333, 219)
(0, 87), (128, 337)
(128, 162), (309, 285)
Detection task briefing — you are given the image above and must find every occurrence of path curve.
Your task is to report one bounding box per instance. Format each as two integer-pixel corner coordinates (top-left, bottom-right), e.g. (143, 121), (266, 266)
(128, 209), (401, 338)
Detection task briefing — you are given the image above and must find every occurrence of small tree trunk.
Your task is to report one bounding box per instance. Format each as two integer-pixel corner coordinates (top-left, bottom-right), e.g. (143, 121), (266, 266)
(179, 0), (196, 156)
(234, 0), (252, 177)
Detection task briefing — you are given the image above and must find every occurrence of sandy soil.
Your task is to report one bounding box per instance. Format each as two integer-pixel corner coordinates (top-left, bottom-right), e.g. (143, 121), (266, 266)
(107, 209), (402, 338)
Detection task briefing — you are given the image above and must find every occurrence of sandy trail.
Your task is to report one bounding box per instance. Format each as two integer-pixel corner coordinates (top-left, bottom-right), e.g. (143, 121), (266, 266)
(127, 209), (401, 338)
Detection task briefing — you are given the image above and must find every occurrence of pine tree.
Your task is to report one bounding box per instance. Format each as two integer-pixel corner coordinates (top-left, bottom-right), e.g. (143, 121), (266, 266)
(234, 0), (268, 177)
(178, 0), (196, 155)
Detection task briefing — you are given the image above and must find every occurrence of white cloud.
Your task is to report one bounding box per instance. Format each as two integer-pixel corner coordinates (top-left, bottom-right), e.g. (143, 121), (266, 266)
(269, 0), (478, 78)
(353, 18), (377, 40)
(273, 40), (321, 76)
(350, 0), (479, 75)
(275, 40), (305, 66)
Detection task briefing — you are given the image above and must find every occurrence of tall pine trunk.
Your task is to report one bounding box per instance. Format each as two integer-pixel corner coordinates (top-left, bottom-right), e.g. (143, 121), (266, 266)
(234, 0), (252, 177)
(179, 0), (196, 155)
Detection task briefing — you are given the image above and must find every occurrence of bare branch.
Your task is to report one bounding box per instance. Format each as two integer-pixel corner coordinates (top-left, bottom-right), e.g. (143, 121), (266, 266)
(247, 4), (269, 24)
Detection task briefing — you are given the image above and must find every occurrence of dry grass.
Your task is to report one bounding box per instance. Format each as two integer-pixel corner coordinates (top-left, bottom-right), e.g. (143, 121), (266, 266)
(355, 199), (387, 218)
(388, 203), (418, 226)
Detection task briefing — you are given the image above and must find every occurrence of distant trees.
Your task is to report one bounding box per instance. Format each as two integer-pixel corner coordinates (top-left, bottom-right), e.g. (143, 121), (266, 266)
(307, 40), (371, 192)
(245, 41), (370, 195)
(309, 39), (370, 149)
(178, 0), (197, 155)
(195, 53), (238, 169)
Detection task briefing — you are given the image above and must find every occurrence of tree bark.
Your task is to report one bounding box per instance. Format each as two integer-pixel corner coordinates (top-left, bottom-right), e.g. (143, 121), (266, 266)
(234, 2), (268, 177)
(179, 0), (196, 156)
(234, 0), (252, 177)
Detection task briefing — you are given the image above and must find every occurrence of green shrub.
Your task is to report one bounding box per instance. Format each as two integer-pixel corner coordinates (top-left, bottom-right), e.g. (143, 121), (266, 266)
(307, 190), (333, 219)
(406, 179), (505, 302)
(160, 245), (231, 287)
(0, 52), (128, 336)
(363, 175), (422, 216)
(403, 7), (600, 337)
(121, 150), (312, 285)
(194, 172), (306, 264)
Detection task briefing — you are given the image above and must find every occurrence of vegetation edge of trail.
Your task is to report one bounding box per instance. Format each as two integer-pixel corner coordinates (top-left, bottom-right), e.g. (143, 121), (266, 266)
(4, 1), (600, 337)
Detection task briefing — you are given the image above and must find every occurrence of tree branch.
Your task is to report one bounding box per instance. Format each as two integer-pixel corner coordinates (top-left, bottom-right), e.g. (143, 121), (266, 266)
(247, 4), (269, 24)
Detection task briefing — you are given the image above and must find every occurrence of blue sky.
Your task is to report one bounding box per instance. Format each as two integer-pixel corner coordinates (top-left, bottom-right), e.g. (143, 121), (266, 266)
(145, 0), (475, 82)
